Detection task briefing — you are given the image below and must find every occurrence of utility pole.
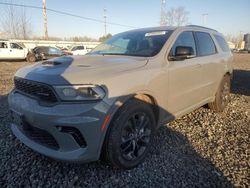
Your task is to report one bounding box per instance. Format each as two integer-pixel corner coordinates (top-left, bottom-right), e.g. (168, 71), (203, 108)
(202, 13), (208, 26)
(160, 0), (166, 26)
(103, 8), (107, 35)
(43, 0), (48, 40)
(238, 30), (243, 49)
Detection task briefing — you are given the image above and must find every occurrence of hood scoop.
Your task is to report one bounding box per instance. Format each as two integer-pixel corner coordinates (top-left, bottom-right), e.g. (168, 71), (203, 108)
(42, 60), (62, 66)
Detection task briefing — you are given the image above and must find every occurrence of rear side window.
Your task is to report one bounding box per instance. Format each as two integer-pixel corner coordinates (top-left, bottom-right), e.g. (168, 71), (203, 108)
(195, 32), (216, 56)
(0, 42), (8, 48)
(214, 35), (230, 52)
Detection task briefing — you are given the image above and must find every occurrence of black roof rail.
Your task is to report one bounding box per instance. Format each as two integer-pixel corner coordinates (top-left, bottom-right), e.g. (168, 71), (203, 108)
(186, 25), (218, 32)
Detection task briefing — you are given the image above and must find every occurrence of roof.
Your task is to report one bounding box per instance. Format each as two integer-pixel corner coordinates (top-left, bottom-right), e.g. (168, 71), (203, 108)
(185, 25), (218, 32)
(126, 25), (218, 33)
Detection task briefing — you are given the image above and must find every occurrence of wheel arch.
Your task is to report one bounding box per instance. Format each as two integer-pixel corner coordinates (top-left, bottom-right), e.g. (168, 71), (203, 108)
(98, 93), (159, 160)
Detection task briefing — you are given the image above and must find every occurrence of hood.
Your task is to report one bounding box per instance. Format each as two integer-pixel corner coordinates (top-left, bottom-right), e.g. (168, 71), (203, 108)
(15, 55), (148, 85)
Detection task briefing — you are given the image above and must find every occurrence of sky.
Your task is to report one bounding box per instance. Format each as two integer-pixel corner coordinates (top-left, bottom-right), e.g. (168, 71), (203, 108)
(0, 0), (249, 38)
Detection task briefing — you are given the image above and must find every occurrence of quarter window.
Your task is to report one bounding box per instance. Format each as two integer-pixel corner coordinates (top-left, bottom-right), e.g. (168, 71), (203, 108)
(170, 31), (196, 56)
(195, 32), (216, 56)
(214, 34), (230, 52)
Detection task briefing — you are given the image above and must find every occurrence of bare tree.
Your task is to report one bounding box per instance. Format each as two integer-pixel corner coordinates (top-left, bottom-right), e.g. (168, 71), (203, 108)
(20, 9), (32, 39)
(165, 6), (189, 26)
(0, 2), (32, 39)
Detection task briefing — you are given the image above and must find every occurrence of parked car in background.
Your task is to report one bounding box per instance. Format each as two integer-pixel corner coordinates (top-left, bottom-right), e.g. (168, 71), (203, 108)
(9, 25), (233, 169)
(0, 40), (30, 61)
(68, 45), (89, 55)
(27, 46), (72, 62)
(238, 49), (249, 54)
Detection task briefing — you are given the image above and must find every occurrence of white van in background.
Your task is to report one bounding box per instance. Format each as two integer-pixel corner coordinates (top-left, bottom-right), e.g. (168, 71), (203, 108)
(69, 45), (91, 55)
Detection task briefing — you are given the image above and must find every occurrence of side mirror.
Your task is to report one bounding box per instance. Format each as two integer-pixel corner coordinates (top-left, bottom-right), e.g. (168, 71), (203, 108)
(169, 46), (195, 61)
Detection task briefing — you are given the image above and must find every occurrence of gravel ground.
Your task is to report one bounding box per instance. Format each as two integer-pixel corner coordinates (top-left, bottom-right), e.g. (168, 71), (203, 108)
(0, 54), (249, 187)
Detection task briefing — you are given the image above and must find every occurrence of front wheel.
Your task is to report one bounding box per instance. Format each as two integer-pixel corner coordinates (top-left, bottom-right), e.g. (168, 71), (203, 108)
(103, 99), (155, 169)
(208, 74), (231, 112)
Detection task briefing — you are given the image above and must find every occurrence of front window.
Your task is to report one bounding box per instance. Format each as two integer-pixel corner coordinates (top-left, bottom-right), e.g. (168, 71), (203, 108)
(170, 31), (196, 56)
(10, 43), (23, 49)
(89, 30), (173, 57)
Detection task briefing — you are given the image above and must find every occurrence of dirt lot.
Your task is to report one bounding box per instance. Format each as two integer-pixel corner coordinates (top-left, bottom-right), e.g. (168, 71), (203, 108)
(0, 54), (249, 187)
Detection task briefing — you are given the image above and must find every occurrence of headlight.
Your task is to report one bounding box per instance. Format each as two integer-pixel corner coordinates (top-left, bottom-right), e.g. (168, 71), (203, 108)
(54, 85), (105, 101)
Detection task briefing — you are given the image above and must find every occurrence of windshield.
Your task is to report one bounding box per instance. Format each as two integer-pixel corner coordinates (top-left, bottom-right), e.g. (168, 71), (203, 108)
(89, 30), (173, 57)
(17, 42), (26, 48)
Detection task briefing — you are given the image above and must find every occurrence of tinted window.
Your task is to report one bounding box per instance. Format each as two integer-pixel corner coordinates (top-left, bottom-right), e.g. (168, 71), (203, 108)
(0, 42), (8, 48)
(35, 47), (47, 53)
(195, 32), (216, 56)
(71, 46), (77, 51)
(10, 43), (22, 49)
(214, 35), (230, 52)
(77, 46), (85, 50)
(49, 47), (62, 55)
(170, 31), (196, 56)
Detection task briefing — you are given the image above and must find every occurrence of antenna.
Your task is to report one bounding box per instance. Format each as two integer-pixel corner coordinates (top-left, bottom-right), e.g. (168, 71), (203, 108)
(42, 0), (48, 39)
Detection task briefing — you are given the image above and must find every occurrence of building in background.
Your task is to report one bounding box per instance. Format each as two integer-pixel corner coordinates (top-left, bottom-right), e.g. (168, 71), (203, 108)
(227, 41), (236, 49)
(243, 33), (250, 50)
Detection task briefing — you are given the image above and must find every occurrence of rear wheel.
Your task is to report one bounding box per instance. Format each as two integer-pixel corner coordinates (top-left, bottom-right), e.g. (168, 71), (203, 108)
(26, 54), (36, 63)
(208, 74), (231, 112)
(103, 99), (155, 169)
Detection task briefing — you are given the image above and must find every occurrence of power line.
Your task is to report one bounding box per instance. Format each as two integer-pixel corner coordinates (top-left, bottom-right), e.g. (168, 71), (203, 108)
(0, 2), (137, 29)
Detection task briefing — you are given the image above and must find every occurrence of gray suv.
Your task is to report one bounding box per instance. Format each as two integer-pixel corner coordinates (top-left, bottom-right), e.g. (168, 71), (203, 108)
(9, 25), (233, 169)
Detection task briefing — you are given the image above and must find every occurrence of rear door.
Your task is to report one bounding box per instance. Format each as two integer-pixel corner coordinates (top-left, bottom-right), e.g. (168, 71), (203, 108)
(193, 32), (219, 99)
(0, 42), (9, 58)
(168, 31), (203, 115)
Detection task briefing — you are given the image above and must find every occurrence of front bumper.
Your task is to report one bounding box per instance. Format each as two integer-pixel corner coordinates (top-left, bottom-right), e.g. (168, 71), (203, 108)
(8, 91), (111, 162)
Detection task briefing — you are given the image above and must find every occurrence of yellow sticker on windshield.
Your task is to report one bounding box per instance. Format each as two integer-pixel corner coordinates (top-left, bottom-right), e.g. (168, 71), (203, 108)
(145, 31), (167, 37)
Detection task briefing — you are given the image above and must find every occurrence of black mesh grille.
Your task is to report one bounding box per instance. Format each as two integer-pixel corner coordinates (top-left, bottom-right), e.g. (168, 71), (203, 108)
(14, 77), (58, 103)
(21, 123), (59, 150)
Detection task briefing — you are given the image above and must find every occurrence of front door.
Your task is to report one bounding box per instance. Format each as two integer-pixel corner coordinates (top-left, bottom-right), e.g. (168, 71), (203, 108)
(167, 31), (203, 115)
(10, 43), (25, 59)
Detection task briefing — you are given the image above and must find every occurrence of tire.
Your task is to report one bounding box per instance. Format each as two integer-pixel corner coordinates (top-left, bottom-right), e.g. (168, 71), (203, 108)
(26, 54), (36, 63)
(208, 74), (231, 112)
(103, 98), (156, 169)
